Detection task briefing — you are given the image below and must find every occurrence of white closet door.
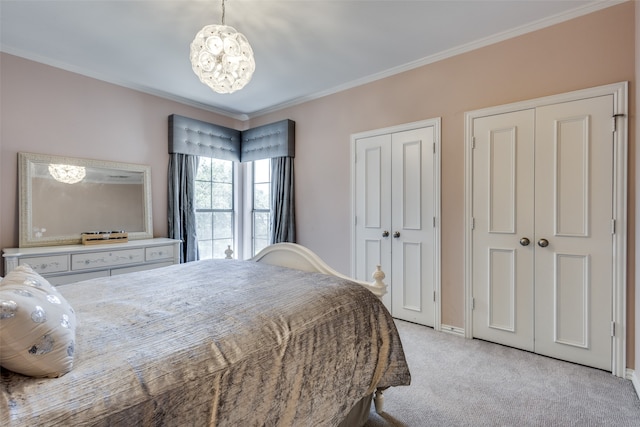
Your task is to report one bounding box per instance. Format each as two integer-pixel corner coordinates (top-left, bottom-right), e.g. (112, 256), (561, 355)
(355, 134), (393, 309)
(390, 127), (435, 326)
(472, 95), (614, 371)
(354, 123), (438, 326)
(472, 109), (536, 351)
(534, 95), (613, 371)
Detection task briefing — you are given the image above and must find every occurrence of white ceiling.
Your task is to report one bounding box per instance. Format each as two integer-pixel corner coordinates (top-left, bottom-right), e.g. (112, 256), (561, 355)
(0, 0), (620, 120)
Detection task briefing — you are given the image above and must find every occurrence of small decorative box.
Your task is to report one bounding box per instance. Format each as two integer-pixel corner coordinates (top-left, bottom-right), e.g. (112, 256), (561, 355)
(81, 231), (128, 245)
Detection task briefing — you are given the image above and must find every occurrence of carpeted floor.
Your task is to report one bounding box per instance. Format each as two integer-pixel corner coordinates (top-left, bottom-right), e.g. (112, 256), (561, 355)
(365, 320), (640, 426)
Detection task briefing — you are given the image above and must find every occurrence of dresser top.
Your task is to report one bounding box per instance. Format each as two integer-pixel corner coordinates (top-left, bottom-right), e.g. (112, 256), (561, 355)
(3, 238), (181, 258)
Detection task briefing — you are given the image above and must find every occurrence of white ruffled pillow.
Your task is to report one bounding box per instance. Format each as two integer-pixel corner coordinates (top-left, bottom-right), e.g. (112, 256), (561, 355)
(0, 265), (76, 377)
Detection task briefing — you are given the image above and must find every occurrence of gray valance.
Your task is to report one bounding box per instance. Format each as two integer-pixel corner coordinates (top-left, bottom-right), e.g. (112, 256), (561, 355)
(169, 114), (241, 162)
(241, 120), (295, 162)
(169, 115), (294, 162)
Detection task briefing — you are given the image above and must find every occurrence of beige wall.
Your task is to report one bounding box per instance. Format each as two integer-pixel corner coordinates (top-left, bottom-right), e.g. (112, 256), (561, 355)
(248, 3), (636, 364)
(0, 3), (636, 368)
(0, 54), (242, 255)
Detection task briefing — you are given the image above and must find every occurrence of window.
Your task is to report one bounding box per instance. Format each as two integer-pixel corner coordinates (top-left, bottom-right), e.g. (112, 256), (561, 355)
(195, 157), (272, 259)
(195, 157), (234, 259)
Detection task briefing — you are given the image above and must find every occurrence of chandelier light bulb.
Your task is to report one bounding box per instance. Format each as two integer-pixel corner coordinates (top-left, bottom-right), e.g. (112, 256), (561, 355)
(190, 23), (255, 94)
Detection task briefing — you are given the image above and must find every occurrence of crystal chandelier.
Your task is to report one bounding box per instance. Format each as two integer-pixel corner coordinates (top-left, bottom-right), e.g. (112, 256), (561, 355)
(48, 164), (86, 184)
(190, 0), (255, 94)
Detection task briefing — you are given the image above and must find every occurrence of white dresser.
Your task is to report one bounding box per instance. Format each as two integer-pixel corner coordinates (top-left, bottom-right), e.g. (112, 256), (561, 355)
(3, 238), (181, 285)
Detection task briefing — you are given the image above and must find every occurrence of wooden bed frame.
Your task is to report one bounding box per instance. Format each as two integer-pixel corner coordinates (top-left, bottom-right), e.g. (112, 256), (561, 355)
(250, 242), (389, 414)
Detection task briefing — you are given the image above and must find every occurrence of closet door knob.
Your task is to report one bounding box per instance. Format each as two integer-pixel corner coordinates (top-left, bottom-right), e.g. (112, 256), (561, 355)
(538, 238), (549, 248)
(519, 237), (530, 246)
(393, 231), (401, 238)
(382, 230), (390, 237)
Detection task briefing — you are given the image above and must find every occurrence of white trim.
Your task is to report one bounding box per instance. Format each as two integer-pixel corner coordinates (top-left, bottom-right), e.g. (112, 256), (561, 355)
(350, 118), (441, 331)
(237, 161), (250, 260)
(441, 324), (465, 337)
(433, 119), (442, 332)
(629, 369), (640, 400)
(463, 81), (628, 378)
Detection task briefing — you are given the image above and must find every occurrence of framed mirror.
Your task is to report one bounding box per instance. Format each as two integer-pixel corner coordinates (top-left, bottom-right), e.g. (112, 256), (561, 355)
(19, 152), (153, 247)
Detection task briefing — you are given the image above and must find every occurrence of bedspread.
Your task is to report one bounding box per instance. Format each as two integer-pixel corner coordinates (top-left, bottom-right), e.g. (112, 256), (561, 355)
(0, 259), (410, 426)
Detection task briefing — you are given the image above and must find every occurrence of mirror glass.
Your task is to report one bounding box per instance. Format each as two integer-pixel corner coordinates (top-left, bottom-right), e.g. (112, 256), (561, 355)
(19, 152), (153, 247)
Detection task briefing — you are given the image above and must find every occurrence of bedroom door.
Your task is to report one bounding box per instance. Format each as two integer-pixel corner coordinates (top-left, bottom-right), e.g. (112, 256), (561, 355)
(471, 95), (615, 370)
(353, 120), (440, 327)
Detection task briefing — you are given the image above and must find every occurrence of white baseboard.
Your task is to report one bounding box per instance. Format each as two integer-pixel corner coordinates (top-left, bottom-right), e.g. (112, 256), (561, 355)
(440, 324), (465, 336)
(628, 369), (640, 400)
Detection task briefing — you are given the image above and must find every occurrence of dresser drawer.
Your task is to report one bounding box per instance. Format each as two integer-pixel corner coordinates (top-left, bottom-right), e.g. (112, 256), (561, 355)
(71, 248), (145, 271)
(145, 245), (175, 261)
(112, 261), (173, 276)
(4, 239), (179, 282)
(47, 270), (110, 286)
(19, 255), (69, 274)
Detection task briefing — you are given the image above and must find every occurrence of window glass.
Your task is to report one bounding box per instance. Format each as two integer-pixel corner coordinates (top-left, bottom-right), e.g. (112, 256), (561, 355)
(194, 157), (272, 260)
(195, 158), (234, 259)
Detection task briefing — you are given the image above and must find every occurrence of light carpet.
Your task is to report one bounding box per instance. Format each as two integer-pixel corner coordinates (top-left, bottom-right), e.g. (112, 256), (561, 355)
(365, 320), (640, 426)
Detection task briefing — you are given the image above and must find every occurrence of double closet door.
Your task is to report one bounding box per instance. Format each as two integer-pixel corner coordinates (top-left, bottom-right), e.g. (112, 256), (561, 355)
(353, 120), (439, 327)
(471, 95), (614, 370)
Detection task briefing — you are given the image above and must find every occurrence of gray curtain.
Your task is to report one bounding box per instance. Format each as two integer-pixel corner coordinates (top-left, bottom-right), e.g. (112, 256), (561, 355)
(270, 157), (296, 244)
(168, 153), (199, 263)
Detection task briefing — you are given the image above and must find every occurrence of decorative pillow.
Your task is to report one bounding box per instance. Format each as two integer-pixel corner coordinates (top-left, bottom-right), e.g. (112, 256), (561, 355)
(0, 265), (76, 377)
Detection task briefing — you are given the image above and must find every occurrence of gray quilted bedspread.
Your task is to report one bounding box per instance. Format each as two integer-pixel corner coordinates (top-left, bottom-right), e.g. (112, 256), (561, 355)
(1, 259), (410, 426)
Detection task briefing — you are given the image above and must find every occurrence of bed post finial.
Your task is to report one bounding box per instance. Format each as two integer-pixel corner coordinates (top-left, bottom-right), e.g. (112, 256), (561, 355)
(371, 265), (387, 298)
(225, 245), (234, 259)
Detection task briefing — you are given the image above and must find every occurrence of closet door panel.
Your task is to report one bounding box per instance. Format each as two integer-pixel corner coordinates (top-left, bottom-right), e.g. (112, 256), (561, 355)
(399, 241), (423, 312)
(472, 109), (535, 351)
(399, 139), (422, 229)
(534, 95), (613, 371)
(554, 116), (590, 236)
(355, 134), (392, 309)
(391, 127), (435, 326)
(554, 253), (590, 348)
(488, 248), (516, 332)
